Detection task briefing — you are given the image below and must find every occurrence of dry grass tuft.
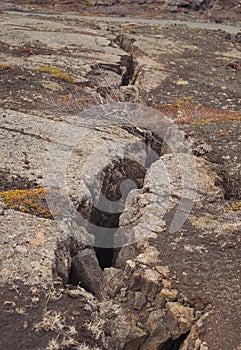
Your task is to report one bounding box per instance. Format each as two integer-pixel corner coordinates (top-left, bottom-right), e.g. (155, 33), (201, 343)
(74, 343), (102, 350)
(46, 337), (61, 350)
(33, 310), (66, 333)
(84, 318), (105, 340)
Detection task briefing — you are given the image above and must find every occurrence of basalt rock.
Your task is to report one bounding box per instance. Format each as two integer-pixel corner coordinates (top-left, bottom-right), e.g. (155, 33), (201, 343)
(0, 9), (240, 350)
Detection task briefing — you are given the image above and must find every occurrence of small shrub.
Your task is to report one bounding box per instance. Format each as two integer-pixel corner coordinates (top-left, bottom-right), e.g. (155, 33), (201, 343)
(20, 47), (39, 56)
(34, 310), (65, 333)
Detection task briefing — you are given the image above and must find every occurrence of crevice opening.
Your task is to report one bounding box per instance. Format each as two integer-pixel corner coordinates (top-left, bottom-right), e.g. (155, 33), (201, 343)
(158, 331), (190, 350)
(86, 158), (146, 269)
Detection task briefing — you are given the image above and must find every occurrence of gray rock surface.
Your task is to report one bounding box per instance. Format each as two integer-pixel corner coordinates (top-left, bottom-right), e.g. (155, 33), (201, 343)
(71, 248), (103, 297)
(0, 8), (240, 350)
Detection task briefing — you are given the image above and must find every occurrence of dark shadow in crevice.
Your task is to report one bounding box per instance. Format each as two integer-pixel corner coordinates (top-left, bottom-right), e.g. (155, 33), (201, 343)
(158, 331), (190, 350)
(86, 158), (146, 269)
(68, 264), (80, 287)
(120, 54), (136, 86)
(76, 130), (166, 270)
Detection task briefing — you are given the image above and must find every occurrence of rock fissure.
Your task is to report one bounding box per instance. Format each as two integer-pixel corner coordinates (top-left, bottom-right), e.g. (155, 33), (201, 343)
(53, 128), (202, 350)
(120, 54), (136, 86)
(55, 130), (165, 291)
(87, 157), (147, 269)
(158, 331), (190, 350)
(1, 7), (241, 349)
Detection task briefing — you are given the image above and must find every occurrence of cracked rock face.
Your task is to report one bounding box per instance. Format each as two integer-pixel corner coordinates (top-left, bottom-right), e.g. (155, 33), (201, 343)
(96, 153), (239, 350)
(0, 8), (241, 350)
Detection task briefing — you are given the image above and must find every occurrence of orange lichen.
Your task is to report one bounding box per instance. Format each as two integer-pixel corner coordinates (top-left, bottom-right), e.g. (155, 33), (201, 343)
(122, 24), (139, 30)
(29, 234), (46, 246)
(0, 63), (15, 71)
(38, 65), (74, 84)
(0, 188), (52, 218)
(51, 93), (94, 113)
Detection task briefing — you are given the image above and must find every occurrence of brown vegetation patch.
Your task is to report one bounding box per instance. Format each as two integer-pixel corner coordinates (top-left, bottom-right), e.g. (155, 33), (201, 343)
(155, 99), (241, 125)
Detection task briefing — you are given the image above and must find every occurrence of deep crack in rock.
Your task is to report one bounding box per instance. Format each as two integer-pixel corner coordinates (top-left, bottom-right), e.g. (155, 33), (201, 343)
(158, 331), (190, 350)
(120, 54), (136, 86)
(87, 158), (146, 269)
(55, 130), (164, 289)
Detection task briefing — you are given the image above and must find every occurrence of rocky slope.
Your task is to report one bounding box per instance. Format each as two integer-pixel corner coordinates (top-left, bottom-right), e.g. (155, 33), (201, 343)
(0, 6), (241, 350)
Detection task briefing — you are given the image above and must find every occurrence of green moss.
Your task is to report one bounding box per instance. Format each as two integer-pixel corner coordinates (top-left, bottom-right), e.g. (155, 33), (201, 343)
(38, 65), (74, 84)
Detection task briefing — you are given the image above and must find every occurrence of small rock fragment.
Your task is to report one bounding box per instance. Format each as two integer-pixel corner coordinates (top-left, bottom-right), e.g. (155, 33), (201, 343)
(133, 291), (146, 310)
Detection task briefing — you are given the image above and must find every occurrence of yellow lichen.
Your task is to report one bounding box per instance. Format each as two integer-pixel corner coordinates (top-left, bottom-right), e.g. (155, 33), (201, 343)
(0, 63), (15, 71)
(85, 0), (95, 6)
(38, 65), (74, 84)
(228, 202), (241, 211)
(191, 115), (241, 125)
(189, 214), (219, 230)
(173, 97), (194, 109)
(0, 188), (52, 218)
(191, 117), (215, 125)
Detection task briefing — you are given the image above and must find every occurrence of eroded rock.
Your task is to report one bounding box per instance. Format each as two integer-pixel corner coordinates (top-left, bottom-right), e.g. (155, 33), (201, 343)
(0, 8), (241, 350)
(70, 248), (103, 297)
(101, 267), (126, 299)
(166, 302), (195, 336)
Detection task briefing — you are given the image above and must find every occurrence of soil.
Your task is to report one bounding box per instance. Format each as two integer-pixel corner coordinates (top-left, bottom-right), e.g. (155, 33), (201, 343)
(0, 283), (104, 350)
(0, 1), (240, 350)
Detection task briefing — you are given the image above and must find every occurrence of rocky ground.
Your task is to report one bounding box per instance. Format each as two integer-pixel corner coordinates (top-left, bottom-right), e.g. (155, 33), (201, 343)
(0, 2), (241, 350)
(1, 0), (241, 25)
